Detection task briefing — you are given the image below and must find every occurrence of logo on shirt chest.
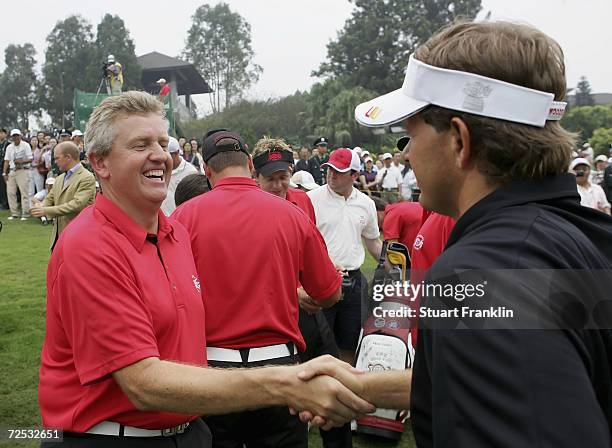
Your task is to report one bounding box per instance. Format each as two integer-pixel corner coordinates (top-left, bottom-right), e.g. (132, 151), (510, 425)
(192, 275), (201, 293)
(413, 234), (424, 251)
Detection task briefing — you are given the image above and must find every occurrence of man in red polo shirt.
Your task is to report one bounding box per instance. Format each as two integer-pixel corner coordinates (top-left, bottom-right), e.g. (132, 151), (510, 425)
(251, 136), (353, 448)
(39, 93), (376, 448)
(173, 130), (345, 448)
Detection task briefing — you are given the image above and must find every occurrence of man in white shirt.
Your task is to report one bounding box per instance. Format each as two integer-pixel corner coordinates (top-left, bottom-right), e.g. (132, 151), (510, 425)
(375, 152), (403, 204)
(161, 136), (198, 215)
(392, 151), (404, 171)
(308, 148), (383, 362)
(2, 129), (33, 220)
(571, 158), (611, 215)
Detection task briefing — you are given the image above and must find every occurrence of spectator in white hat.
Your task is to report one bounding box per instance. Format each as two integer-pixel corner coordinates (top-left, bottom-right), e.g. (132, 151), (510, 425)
(591, 154), (608, 186)
(157, 78), (170, 99)
(161, 136), (198, 216)
(375, 152), (403, 203)
(2, 128), (33, 220)
(570, 157), (610, 214)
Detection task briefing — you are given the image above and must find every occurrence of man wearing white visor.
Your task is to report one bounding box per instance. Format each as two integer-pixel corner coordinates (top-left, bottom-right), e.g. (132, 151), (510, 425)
(305, 20), (612, 448)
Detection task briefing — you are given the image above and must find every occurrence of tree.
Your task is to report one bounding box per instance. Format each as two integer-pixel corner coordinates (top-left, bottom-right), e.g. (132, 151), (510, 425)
(183, 3), (262, 113)
(589, 128), (612, 157)
(314, 0), (481, 94)
(561, 104), (612, 145)
(574, 76), (594, 107)
(40, 15), (95, 127)
(0, 44), (39, 128)
(85, 14), (142, 91)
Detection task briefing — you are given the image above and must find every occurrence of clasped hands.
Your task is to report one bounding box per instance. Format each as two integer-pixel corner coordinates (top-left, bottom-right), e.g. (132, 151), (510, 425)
(284, 355), (375, 430)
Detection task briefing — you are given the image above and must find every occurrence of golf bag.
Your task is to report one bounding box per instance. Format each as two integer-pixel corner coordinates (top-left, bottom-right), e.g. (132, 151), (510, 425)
(354, 241), (415, 441)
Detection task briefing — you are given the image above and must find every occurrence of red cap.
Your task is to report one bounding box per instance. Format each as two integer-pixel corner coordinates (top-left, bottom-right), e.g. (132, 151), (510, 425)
(323, 148), (361, 173)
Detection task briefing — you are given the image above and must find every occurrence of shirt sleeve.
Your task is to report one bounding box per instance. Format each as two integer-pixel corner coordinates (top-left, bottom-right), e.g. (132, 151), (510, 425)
(299, 223), (342, 301)
(362, 198), (380, 240)
(53, 242), (160, 385)
(383, 206), (401, 240)
(596, 185), (611, 208)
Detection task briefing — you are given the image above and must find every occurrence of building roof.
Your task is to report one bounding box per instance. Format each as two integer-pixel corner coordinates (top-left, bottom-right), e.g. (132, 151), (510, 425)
(567, 92), (612, 107)
(137, 51), (212, 95)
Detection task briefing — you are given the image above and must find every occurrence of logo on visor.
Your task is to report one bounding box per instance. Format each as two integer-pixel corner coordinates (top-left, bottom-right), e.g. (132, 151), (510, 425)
(268, 152), (282, 161)
(365, 106), (381, 119)
(462, 82), (492, 113)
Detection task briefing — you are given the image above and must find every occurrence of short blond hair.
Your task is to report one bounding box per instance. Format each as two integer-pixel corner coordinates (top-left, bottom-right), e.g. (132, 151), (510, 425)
(252, 136), (291, 158)
(415, 21), (576, 184)
(85, 91), (166, 159)
(56, 141), (80, 160)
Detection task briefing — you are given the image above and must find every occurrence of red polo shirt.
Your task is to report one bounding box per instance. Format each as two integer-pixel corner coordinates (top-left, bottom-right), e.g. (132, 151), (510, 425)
(409, 212), (455, 344)
(382, 201), (423, 253)
(173, 177), (341, 351)
(286, 188), (316, 223)
(159, 84), (170, 97)
(39, 194), (206, 432)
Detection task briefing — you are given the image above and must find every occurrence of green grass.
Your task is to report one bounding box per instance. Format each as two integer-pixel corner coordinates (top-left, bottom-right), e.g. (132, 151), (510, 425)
(0, 209), (414, 447)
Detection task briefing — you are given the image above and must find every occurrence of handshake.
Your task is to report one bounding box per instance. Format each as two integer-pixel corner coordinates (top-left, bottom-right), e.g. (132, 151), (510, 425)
(279, 355), (411, 430)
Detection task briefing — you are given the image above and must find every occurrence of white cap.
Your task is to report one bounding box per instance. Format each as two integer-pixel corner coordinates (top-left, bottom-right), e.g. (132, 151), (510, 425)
(355, 54), (566, 128)
(45, 177), (55, 186)
(569, 158), (590, 171)
(364, 156), (373, 163)
(594, 154), (608, 163)
(382, 152), (393, 160)
(10, 129), (21, 136)
(361, 150), (370, 157)
(156, 78), (167, 84)
(168, 137), (180, 153)
(107, 54), (115, 63)
(353, 146), (363, 155)
(72, 129), (83, 137)
(291, 170), (319, 190)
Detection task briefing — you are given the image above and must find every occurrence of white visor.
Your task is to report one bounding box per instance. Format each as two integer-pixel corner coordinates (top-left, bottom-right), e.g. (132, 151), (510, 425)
(355, 54), (566, 128)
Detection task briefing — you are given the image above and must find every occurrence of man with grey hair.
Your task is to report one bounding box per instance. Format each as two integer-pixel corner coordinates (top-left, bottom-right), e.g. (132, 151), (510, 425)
(161, 136), (198, 216)
(39, 91), (379, 448)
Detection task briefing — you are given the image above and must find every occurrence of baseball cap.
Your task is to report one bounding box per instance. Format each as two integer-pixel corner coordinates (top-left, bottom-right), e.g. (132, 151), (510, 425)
(353, 146), (363, 155)
(45, 177), (55, 186)
(355, 54), (566, 128)
(594, 154), (608, 163)
(167, 137), (180, 154)
(362, 150), (370, 157)
(382, 152), (393, 161)
(202, 129), (249, 163)
(72, 129), (83, 137)
(10, 129), (21, 137)
(569, 158), (590, 171)
(323, 148), (361, 173)
(291, 170), (319, 190)
(364, 156), (373, 163)
(396, 136), (410, 151)
(313, 137), (328, 147)
(59, 128), (70, 136)
(253, 148), (294, 176)
(107, 54), (115, 63)
(156, 78), (166, 84)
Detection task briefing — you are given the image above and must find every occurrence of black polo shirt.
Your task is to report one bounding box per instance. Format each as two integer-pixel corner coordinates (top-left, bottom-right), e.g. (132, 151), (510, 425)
(411, 173), (612, 448)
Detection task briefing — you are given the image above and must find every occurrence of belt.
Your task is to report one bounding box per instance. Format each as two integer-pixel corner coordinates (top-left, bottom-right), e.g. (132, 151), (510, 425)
(85, 421), (190, 437)
(206, 343), (297, 363)
(382, 187), (398, 191)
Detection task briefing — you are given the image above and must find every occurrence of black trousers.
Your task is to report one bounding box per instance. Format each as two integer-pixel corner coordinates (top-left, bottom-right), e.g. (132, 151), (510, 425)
(0, 172), (8, 209)
(204, 354), (307, 448)
(299, 310), (354, 448)
(41, 418), (212, 447)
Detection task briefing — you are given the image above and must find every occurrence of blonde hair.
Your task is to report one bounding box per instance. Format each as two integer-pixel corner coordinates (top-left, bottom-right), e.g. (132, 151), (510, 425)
(252, 136), (291, 158)
(85, 91), (166, 159)
(415, 21), (576, 184)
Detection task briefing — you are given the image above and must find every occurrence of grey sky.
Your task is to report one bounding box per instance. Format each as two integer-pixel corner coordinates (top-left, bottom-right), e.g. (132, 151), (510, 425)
(1, 0), (611, 113)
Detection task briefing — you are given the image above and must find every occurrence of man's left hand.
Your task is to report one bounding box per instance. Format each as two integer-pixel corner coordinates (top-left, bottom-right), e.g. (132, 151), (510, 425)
(30, 206), (46, 217)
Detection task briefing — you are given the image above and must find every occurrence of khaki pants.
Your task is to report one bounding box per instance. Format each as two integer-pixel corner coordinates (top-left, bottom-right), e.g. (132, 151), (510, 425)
(7, 169), (31, 217)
